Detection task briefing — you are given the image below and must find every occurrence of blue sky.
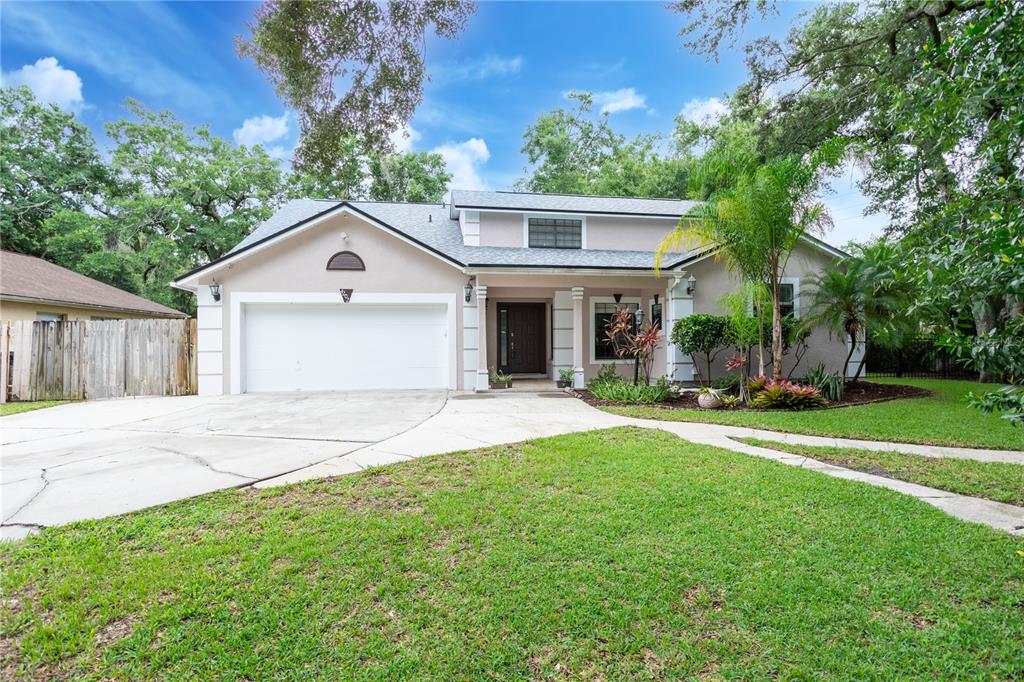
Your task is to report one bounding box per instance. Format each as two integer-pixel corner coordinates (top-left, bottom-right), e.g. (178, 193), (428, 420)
(1, 1), (885, 245)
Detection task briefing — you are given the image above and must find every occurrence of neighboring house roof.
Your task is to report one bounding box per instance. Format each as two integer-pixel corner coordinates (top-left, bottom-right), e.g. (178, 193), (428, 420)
(176, 191), (847, 285)
(450, 189), (698, 218)
(0, 251), (186, 317)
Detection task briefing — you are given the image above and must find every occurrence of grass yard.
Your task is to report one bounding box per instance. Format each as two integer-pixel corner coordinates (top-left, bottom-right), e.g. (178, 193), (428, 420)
(3, 428), (1023, 680)
(740, 437), (1024, 506)
(606, 378), (1024, 450)
(0, 401), (69, 417)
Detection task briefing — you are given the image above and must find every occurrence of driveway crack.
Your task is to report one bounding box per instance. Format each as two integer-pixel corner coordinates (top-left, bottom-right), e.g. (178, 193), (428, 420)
(151, 446), (257, 481)
(3, 469), (50, 524)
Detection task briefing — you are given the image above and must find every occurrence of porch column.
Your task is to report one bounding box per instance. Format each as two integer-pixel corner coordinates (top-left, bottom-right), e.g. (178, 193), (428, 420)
(571, 286), (585, 389)
(666, 274), (694, 382)
(475, 285), (490, 391)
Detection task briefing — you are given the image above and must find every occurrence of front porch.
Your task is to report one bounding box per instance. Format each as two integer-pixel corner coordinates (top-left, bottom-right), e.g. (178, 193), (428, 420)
(461, 273), (697, 392)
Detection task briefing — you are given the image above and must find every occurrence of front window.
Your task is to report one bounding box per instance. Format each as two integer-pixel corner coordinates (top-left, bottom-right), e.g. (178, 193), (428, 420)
(528, 217), (582, 249)
(594, 302), (637, 360)
(779, 282), (796, 318)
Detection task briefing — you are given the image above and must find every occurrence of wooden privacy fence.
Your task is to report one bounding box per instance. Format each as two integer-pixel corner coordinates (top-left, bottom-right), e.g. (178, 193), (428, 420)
(1, 319), (197, 402)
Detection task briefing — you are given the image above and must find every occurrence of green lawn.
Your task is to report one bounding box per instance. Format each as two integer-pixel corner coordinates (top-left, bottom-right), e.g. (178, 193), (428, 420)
(740, 437), (1024, 506)
(0, 400), (69, 417)
(605, 379), (1024, 450)
(2, 428), (1022, 680)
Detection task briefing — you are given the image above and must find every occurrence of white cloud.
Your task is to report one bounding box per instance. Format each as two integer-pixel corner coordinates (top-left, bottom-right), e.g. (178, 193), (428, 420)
(233, 112), (290, 148)
(679, 96), (729, 124)
(389, 124), (422, 153)
(432, 138), (490, 191)
(819, 161), (891, 247)
(432, 55), (523, 84)
(2, 57), (83, 111)
(591, 88), (647, 115)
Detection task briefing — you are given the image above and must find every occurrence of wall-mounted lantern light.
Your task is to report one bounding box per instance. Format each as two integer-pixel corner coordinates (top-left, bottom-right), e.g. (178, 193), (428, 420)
(209, 281), (221, 302)
(634, 305), (645, 329)
(340, 288), (353, 303)
(686, 275), (697, 296)
(464, 278), (475, 303)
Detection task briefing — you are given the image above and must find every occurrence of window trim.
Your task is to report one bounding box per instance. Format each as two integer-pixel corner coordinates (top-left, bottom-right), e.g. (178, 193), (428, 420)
(522, 213), (587, 250)
(589, 295), (640, 364)
(779, 277), (801, 319)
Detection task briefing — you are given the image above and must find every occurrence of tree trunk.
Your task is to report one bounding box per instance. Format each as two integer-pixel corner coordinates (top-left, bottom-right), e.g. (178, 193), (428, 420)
(851, 332), (866, 381)
(771, 291), (783, 379)
(842, 333), (857, 383)
(972, 297), (998, 383)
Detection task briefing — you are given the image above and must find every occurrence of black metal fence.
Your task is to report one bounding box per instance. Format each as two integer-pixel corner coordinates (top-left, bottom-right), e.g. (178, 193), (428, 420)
(864, 338), (978, 380)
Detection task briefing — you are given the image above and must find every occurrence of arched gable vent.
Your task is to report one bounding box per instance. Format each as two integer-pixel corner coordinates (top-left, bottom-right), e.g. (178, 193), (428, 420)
(326, 251), (366, 271)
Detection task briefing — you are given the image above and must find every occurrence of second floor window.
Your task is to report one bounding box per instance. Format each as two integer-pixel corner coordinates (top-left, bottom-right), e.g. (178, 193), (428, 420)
(528, 217), (582, 249)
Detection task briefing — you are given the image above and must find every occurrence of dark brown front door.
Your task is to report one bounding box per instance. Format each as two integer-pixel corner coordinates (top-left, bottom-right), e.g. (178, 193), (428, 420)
(497, 302), (545, 374)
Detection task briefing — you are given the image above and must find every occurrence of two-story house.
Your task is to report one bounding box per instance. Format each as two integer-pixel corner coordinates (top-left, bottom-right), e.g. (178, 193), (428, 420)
(172, 190), (857, 395)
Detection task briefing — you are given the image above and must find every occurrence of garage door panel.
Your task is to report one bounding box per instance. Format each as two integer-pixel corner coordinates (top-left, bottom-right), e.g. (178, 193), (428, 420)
(243, 303), (448, 392)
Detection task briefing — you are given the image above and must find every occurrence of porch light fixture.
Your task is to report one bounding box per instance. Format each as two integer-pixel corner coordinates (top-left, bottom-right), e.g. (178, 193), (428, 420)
(464, 278), (475, 303)
(634, 305), (645, 328)
(340, 288), (353, 303)
(209, 281), (221, 302)
(686, 275), (697, 296)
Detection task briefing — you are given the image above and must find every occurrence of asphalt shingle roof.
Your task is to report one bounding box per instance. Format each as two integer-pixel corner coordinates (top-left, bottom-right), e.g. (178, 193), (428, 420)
(1, 251), (186, 317)
(450, 189), (698, 218)
(226, 199), (695, 270)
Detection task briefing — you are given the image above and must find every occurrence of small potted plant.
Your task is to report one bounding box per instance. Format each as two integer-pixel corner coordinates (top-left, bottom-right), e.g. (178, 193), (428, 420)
(489, 367), (512, 389)
(557, 367), (575, 389)
(697, 386), (723, 409)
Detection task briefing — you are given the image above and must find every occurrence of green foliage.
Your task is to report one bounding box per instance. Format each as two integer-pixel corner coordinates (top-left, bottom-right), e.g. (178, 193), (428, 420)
(713, 373), (740, 393)
(670, 313), (733, 386)
(558, 368), (576, 385)
(805, 363), (845, 402)
(588, 364), (620, 390)
(518, 92), (694, 197)
(237, 1), (475, 175)
(589, 376), (672, 404)
(967, 386), (1024, 429)
(748, 375), (767, 396)
(750, 380), (826, 410)
(0, 86), (109, 255)
(488, 368), (512, 385)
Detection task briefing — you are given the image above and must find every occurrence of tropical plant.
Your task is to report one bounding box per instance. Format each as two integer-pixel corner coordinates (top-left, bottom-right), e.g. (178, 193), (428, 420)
(671, 313), (733, 386)
(488, 368), (512, 386)
(805, 363), (845, 402)
(718, 284), (764, 404)
(748, 375), (768, 397)
(805, 247), (912, 382)
(750, 379), (826, 410)
(589, 377), (672, 404)
(605, 307), (661, 385)
(712, 372), (740, 393)
(557, 367), (576, 386)
(588, 364), (619, 389)
(660, 148), (832, 379)
(724, 354), (750, 404)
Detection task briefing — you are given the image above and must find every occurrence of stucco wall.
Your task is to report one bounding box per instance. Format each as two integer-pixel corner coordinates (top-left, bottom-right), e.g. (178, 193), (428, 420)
(684, 242), (848, 380)
(198, 212), (467, 393)
(0, 299), (175, 321)
(478, 212), (524, 247)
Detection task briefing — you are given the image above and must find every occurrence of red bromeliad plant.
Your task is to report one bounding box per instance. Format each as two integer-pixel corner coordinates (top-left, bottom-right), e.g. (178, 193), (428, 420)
(750, 379), (826, 410)
(724, 353), (751, 404)
(606, 307), (661, 385)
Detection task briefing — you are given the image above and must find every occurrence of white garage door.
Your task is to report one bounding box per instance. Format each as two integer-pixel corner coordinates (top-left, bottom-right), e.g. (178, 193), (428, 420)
(243, 303), (449, 392)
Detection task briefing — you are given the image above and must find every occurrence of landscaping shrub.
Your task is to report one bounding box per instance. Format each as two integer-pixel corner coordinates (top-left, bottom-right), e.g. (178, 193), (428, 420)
(671, 314), (733, 386)
(713, 373), (740, 393)
(588, 364), (619, 389)
(590, 377), (672, 404)
(748, 375), (768, 396)
(805, 363), (845, 402)
(751, 379), (826, 410)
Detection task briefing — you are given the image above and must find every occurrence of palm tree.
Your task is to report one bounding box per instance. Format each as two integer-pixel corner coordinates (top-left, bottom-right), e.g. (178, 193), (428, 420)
(805, 246), (913, 381)
(659, 154), (829, 379)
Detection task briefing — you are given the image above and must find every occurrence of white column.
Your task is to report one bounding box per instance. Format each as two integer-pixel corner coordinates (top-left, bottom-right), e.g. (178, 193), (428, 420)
(571, 286), (585, 389)
(552, 290), (573, 382)
(196, 284), (224, 396)
(461, 286), (479, 391)
(475, 285), (490, 391)
(666, 274), (694, 382)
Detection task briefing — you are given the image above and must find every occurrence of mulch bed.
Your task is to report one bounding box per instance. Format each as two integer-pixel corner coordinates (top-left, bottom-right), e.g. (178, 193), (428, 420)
(573, 380), (932, 411)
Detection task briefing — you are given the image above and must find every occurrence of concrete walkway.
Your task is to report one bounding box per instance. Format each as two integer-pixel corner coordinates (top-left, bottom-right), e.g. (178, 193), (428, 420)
(257, 392), (1024, 536)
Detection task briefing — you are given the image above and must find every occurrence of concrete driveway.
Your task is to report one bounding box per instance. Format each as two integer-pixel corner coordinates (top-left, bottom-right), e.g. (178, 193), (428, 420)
(1, 391), (448, 539)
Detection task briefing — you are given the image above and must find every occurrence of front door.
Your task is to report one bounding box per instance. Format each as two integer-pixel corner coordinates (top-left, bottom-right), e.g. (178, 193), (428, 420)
(497, 302), (546, 374)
